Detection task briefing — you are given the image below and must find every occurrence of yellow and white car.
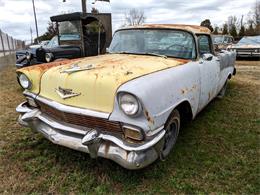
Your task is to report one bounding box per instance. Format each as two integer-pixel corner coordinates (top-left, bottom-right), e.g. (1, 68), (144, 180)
(16, 24), (236, 169)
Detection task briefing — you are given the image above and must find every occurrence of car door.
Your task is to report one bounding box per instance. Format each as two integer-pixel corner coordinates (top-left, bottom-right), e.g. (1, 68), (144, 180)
(197, 35), (221, 111)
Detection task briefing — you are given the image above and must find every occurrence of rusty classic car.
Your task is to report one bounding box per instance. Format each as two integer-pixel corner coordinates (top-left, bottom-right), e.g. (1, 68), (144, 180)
(16, 24), (236, 169)
(213, 35), (235, 50)
(228, 35), (260, 58)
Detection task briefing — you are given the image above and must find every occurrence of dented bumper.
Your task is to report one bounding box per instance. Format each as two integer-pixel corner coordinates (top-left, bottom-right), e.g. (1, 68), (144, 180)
(16, 102), (165, 170)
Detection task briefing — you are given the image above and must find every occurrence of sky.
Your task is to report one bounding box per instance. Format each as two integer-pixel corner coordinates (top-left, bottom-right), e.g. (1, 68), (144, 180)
(0, 0), (258, 42)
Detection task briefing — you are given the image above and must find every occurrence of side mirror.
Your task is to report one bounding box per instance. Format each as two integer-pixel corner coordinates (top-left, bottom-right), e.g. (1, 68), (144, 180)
(202, 53), (213, 61)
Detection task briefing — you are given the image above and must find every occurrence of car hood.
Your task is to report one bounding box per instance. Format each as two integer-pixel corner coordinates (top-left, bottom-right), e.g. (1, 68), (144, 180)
(231, 44), (260, 49)
(24, 54), (190, 113)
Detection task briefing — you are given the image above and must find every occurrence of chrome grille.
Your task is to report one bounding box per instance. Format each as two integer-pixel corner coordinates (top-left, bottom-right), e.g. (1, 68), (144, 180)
(37, 101), (123, 134)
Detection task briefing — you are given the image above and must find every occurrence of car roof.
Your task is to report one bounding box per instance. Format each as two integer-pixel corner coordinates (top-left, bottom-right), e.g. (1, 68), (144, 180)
(119, 24), (211, 34)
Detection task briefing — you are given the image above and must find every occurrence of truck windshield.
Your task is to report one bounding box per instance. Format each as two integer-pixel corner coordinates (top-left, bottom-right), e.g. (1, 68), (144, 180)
(59, 21), (81, 41)
(109, 29), (196, 59)
(213, 36), (224, 44)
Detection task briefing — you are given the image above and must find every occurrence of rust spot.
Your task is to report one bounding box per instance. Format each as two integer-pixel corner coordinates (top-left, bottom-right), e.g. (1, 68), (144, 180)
(17, 58), (80, 74)
(125, 71), (133, 76)
(144, 109), (154, 125)
(104, 142), (110, 157)
(123, 24), (211, 34)
(174, 58), (191, 64)
(95, 73), (98, 80)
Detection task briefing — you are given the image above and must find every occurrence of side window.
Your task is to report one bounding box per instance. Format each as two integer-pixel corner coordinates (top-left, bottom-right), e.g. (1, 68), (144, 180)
(224, 36), (229, 43)
(198, 35), (211, 56)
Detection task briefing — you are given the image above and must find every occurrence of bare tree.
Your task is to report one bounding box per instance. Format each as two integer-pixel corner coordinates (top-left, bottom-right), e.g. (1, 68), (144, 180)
(228, 16), (240, 32)
(245, 1), (260, 35)
(124, 9), (145, 26)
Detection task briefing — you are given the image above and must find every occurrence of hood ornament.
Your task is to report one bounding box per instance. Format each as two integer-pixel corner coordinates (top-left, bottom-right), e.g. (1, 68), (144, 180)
(55, 87), (81, 99)
(61, 64), (95, 74)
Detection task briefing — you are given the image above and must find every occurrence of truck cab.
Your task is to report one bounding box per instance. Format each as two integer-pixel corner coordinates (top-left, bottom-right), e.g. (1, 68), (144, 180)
(16, 12), (112, 68)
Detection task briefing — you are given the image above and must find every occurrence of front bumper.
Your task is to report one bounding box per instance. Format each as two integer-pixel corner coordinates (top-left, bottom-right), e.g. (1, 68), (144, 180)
(16, 102), (165, 170)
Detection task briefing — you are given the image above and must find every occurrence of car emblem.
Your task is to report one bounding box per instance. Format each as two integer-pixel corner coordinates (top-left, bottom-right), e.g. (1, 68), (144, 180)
(55, 87), (81, 99)
(61, 64), (95, 74)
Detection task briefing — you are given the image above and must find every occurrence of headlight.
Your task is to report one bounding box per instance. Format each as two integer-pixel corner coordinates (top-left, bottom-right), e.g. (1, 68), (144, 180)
(119, 93), (141, 116)
(18, 74), (31, 89)
(45, 53), (53, 63)
(26, 52), (31, 60)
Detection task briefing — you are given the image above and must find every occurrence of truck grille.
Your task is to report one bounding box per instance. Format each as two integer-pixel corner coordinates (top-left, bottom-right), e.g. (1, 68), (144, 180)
(236, 48), (256, 53)
(37, 101), (123, 134)
(35, 48), (46, 62)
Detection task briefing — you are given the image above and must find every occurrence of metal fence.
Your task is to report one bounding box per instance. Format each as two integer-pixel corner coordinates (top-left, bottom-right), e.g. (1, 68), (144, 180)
(0, 29), (25, 56)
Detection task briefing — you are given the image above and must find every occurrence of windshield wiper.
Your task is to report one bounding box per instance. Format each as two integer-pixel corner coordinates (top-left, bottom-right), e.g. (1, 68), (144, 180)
(109, 51), (167, 59)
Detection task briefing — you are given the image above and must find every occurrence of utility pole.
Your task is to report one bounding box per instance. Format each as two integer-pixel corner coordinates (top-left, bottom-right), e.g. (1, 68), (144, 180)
(30, 27), (33, 44)
(32, 0), (39, 43)
(82, 0), (87, 14)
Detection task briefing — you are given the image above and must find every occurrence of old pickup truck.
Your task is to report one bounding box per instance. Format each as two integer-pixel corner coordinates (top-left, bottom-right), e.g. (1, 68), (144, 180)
(16, 24), (236, 170)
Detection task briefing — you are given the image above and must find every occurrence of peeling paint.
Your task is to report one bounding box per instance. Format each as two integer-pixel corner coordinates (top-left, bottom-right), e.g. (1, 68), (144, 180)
(37, 54), (189, 113)
(122, 24), (211, 34)
(144, 109), (155, 126)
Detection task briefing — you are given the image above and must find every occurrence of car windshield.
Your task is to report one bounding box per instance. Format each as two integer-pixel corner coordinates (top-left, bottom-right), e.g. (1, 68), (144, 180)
(238, 36), (260, 45)
(58, 21), (81, 41)
(109, 29), (196, 59)
(213, 36), (224, 44)
(46, 36), (58, 48)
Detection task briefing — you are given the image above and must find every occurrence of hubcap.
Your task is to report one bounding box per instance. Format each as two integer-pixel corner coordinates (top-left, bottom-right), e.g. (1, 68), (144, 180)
(161, 117), (179, 159)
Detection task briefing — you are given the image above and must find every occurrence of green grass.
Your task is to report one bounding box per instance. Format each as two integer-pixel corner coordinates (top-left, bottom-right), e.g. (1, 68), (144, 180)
(0, 62), (259, 194)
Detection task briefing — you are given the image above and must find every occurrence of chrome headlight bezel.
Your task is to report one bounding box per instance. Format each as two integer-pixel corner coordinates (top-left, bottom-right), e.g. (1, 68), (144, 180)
(118, 92), (142, 117)
(18, 73), (32, 89)
(26, 52), (31, 60)
(45, 53), (53, 63)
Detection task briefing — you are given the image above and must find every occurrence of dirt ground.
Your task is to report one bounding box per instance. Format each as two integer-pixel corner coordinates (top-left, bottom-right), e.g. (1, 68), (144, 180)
(0, 59), (259, 194)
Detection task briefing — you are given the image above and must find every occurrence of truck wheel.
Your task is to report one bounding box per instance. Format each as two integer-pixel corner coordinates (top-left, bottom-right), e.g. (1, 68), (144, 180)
(217, 80), (228, 99)
(160, 109), (180, 160)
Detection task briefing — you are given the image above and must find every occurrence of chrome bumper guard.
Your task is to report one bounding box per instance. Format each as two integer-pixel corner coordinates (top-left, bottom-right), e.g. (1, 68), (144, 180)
(16, 102), (165, 170)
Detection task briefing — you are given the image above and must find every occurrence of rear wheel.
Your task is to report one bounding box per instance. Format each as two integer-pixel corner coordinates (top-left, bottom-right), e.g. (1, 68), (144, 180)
(160, 109), (180, 160)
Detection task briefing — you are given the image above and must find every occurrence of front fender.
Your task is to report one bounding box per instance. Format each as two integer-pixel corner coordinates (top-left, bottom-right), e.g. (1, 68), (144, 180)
(109, 61), (200, 134)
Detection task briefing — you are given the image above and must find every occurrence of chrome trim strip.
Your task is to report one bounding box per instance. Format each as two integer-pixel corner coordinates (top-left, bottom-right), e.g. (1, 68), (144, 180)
(36, 95), (110, 119)
(99, 132), (165, 151)
(146, 126), (164, 137)
(23, 91), (37, 99)
(16, 101), (33, 113)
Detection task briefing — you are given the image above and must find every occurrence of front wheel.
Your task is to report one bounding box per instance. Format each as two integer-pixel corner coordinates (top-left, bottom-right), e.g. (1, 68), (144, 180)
(160, 109), (180, 160)
(217, 80), (228, 99)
